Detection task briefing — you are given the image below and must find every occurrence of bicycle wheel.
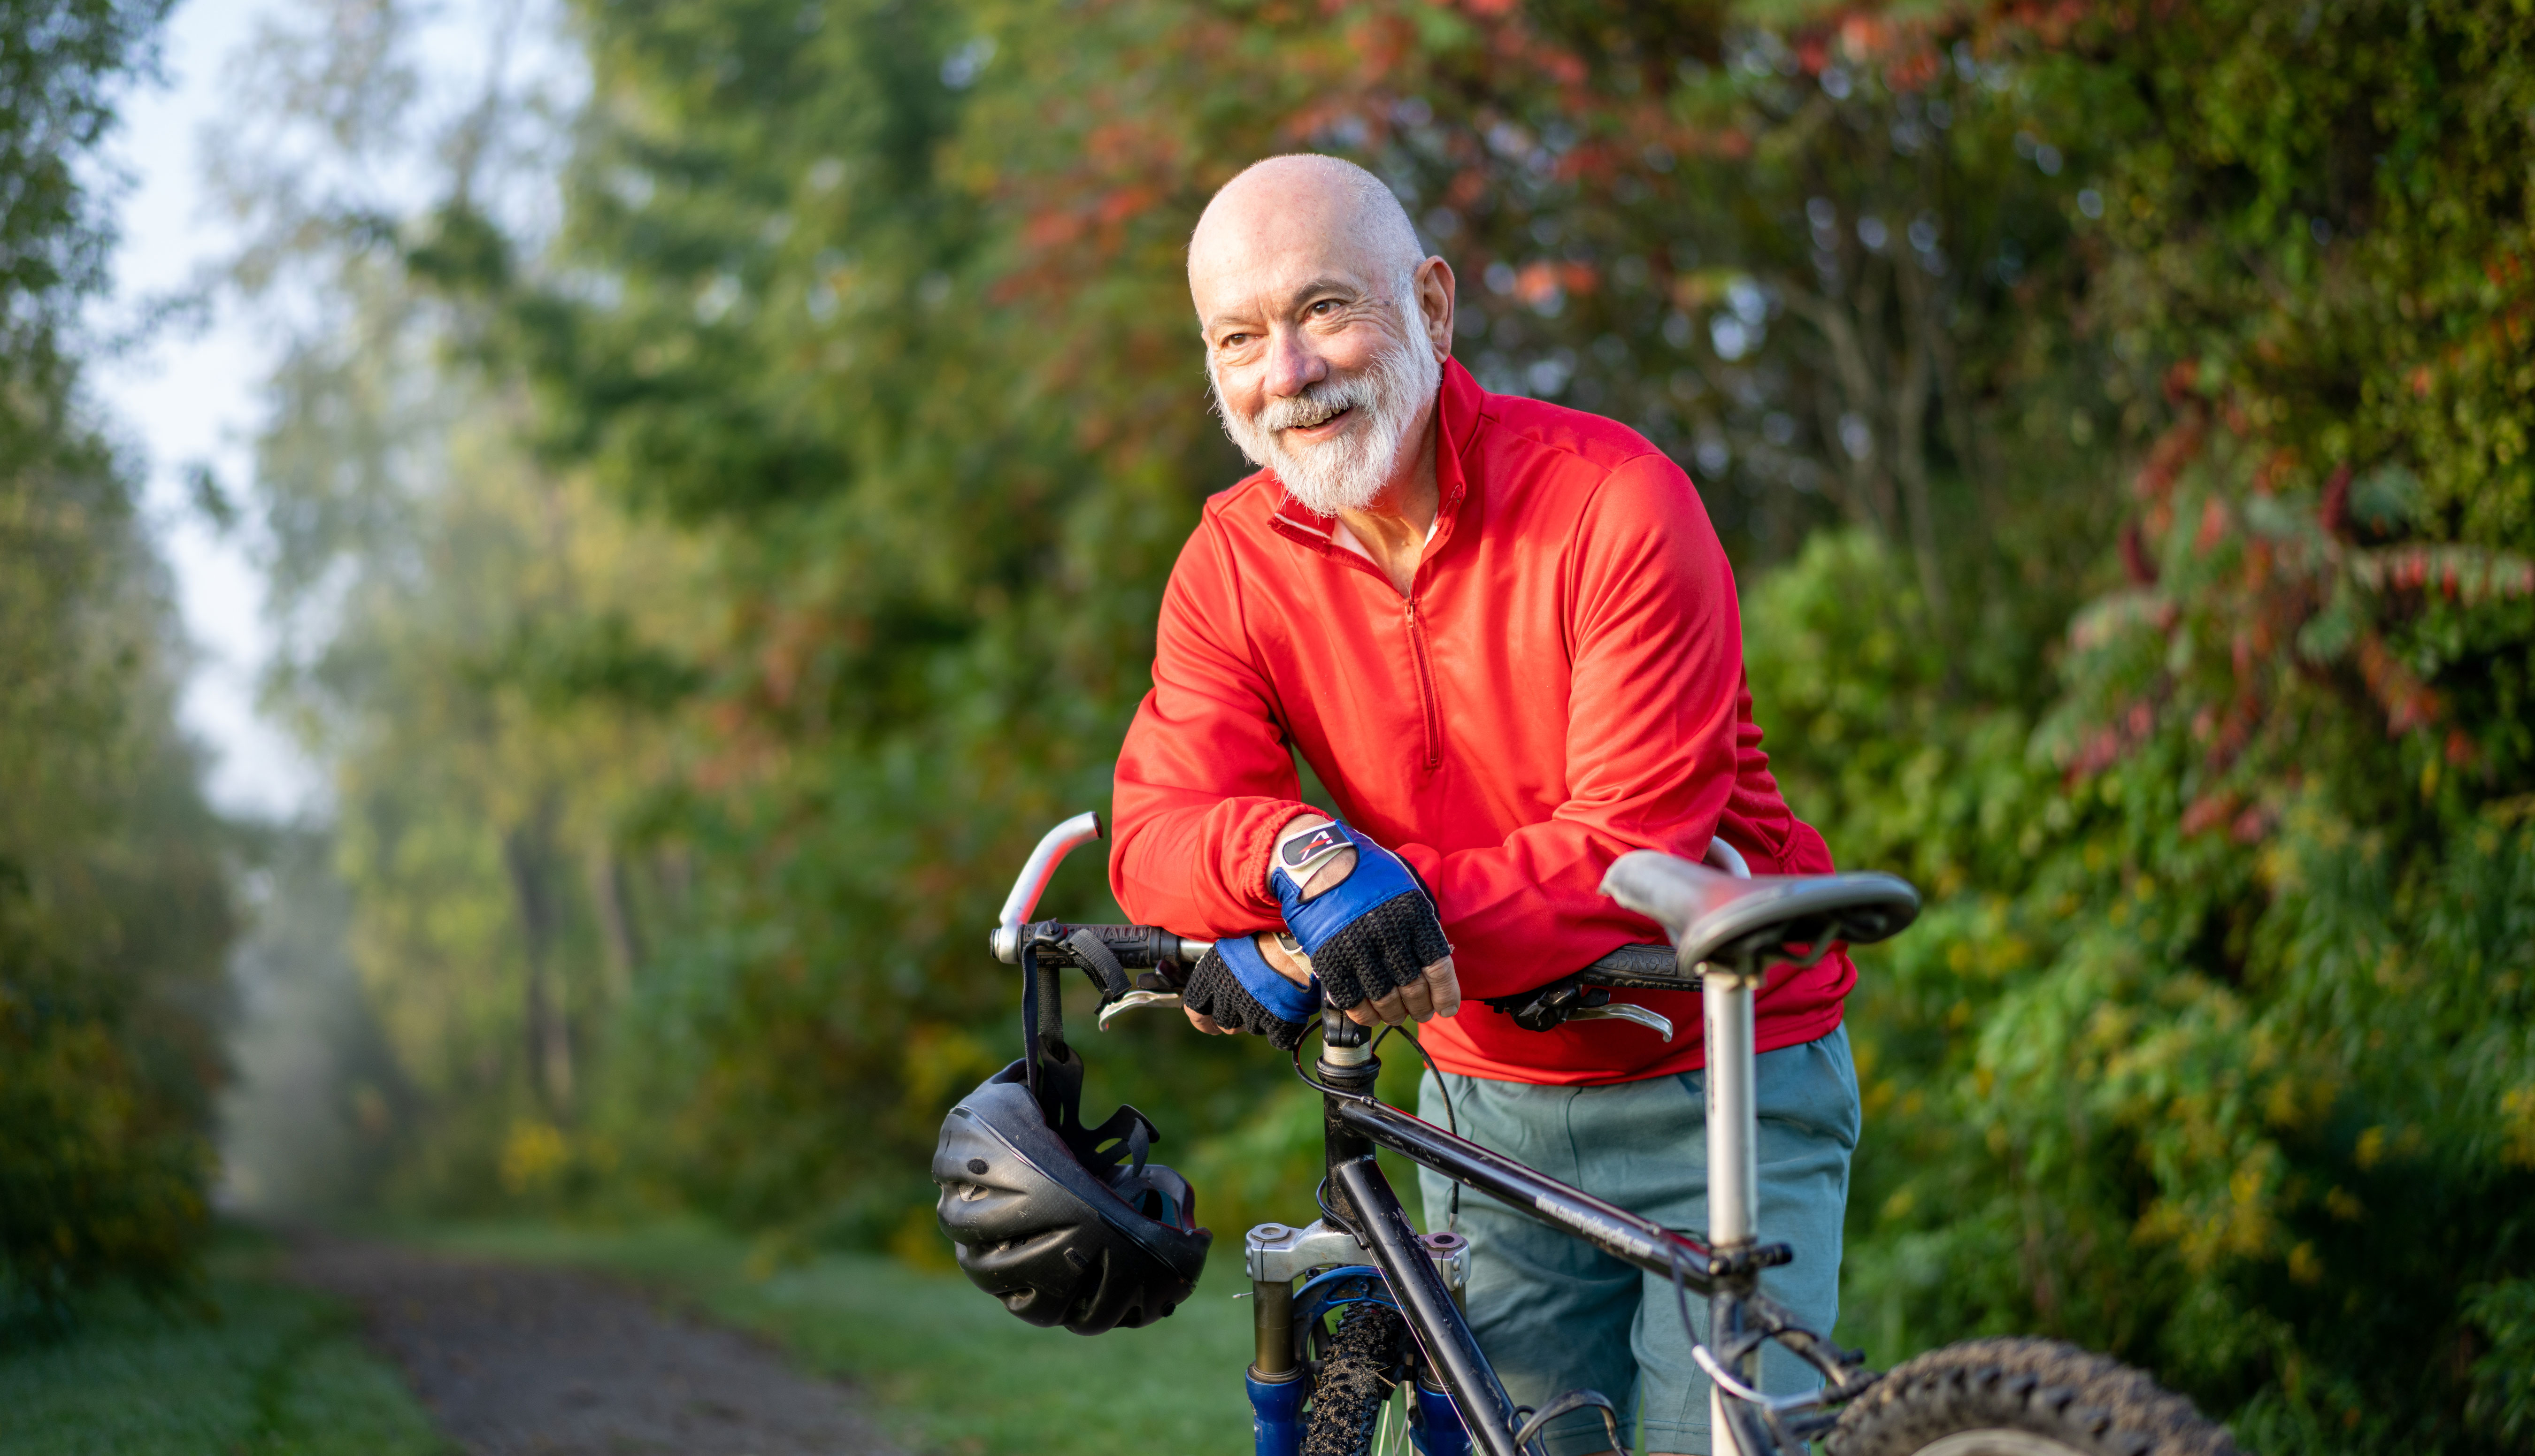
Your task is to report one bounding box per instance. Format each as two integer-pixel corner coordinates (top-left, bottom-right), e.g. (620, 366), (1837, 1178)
(1303, 1301), (1407, 1456)
(1828, 1338), (2242, 1456)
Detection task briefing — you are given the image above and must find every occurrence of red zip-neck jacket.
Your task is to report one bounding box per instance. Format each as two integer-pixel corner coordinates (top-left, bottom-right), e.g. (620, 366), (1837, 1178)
(1110, 359), (1851, 1084)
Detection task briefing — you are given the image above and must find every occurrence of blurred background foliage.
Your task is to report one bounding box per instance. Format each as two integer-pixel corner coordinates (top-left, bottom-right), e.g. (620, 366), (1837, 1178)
(0, 0), (238, 1332)
(7, 0), (2533, 1448)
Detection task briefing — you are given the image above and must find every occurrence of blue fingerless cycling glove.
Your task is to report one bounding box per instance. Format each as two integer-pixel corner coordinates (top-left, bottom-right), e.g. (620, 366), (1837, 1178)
(1269, 821), (1452, 1010)
(1182, 933), (1319, 1050)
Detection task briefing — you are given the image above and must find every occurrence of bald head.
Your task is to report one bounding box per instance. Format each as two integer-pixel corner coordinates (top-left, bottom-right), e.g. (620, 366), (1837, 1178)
(1189, 154), (1425, 316)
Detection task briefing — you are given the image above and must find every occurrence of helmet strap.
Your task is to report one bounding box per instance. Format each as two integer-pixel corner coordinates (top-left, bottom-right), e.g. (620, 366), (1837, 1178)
(1020, 940), (1074, 1114)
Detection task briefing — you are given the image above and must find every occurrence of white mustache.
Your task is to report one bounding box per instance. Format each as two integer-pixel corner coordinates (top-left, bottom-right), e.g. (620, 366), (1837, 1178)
(1254, 382), (1366, 433)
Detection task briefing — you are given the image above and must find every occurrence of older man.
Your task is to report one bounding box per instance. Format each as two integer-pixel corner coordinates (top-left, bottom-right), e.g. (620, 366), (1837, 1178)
(1109, 154), (1859, 1456)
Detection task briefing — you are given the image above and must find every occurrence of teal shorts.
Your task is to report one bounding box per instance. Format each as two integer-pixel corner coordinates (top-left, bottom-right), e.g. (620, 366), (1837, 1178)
(1415, 1026), (1859, 1456)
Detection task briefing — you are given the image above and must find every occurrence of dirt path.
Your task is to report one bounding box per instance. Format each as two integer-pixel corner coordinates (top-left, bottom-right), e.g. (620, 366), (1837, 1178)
(286, 1234), (900, 1456)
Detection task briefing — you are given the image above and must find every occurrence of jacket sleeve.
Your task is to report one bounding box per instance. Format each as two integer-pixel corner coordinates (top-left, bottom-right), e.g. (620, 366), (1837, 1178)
(1390, 454), (1755, 997)
(1109, 510), (1316, 936)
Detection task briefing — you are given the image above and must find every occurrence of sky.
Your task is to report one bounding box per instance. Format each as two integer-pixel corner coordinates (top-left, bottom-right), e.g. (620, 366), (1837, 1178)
(97, 0), (314, 821)
(97, 0), (572, 822)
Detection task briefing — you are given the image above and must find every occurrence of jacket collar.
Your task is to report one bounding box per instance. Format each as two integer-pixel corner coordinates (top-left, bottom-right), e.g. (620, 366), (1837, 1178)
(1268, 357), (1485, 553)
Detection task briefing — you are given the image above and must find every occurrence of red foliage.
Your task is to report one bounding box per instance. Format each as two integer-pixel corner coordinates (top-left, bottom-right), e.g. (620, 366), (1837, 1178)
(2162, 358), (2201, 403)
(2120, 521), (2159, 584)
(1514, 261), (1563, 308)
(2355, 633), (2441, 736)
(2318, 463), (2352, 536)
(2067, 694), (2164, 781)
(2134, 416), (2205, 501)
(2229, 800), (2275, 843)
(1884, 48), (1944, 91)
(2194, 497), (2229, 553)
(2181, 790), (2238, 836)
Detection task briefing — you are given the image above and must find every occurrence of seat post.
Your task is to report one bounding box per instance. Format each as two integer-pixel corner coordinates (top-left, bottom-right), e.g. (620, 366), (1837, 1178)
(1702, 963), (1759, 1252)
(1703, 957), (1762, 1456)
(1696, 836), (1762, 1255)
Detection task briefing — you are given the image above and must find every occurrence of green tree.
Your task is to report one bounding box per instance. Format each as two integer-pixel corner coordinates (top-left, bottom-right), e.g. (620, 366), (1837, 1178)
(0, 0), (238, 1325)
(1744, 5), (2535, 1449)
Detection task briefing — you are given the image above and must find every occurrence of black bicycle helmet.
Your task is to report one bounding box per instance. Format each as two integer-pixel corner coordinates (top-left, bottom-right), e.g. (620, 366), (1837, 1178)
(933, 1046), (1211, 1334)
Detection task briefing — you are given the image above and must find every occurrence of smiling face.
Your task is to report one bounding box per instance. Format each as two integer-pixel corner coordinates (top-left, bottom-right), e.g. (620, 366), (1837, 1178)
(1189, 156), (1453, 516)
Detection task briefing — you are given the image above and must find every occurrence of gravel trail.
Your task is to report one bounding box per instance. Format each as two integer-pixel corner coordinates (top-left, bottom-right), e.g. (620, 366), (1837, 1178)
(287, 1234), (899, 1456)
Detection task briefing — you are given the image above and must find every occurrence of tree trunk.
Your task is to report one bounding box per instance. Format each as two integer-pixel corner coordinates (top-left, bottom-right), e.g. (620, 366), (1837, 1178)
(504, 812), (573, 1114)
(1890, 332), (1951, 643)
(588, 845), (640, 1001)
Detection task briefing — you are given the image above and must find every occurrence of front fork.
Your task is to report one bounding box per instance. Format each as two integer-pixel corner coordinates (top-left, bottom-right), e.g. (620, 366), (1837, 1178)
(1248, 1016), (1484, 1456)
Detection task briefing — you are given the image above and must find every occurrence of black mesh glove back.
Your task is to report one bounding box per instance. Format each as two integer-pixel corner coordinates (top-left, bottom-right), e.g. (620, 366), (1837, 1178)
(1306, 893), (1452, 1010)
(933, 1050), (1211, 1335)
(1270, 822), (1452, 1010)
(1180, 934), (1317, 1049)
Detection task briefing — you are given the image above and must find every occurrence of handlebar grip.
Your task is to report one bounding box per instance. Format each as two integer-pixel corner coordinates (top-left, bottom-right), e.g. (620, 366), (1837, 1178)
(1032, 923), (1205, 970)
(1582, 943), (1686, 982)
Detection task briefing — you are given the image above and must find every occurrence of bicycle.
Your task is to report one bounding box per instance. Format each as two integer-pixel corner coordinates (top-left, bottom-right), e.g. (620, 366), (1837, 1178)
(978, 812), (2243, 1456)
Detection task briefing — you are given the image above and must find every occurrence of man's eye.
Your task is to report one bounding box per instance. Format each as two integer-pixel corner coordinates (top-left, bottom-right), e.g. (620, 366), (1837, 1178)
(1309, 299), (1340, 316)
(1220, 333), (1250, 348)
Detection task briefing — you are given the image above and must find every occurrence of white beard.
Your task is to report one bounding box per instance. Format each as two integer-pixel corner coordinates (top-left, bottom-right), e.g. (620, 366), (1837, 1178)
(1211, 318), (1442, 518)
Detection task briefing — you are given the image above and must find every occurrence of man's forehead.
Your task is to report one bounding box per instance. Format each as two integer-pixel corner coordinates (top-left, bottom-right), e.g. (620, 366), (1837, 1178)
(1193, 249), (1377, 310)
(1190, 228), (1386, 320)
(1189, 170), (1396, 313)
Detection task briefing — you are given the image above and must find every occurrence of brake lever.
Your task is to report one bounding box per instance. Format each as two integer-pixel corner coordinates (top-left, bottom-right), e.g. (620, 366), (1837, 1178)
(1095, 963), (1194, 1032)
(1568, 1002), (1673, 1040)
(1484, 973), (1675, 1038)
(1097, 990), (1184, 1030)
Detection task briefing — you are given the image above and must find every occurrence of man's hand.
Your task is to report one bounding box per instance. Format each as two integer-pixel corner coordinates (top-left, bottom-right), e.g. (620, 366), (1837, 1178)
(1183, 817), (1461, 1034)
(1260, 926), (1460, 1028)
(1183, 931), (1460, 1034)
(1272, 816), (1459, 1026)
(1179, 933), (1317, 1048)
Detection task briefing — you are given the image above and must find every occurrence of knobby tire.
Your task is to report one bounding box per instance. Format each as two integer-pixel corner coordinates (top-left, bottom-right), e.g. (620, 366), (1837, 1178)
(1303, 1301), (1406, 1456)
(1827, 1337), (2243, 1456)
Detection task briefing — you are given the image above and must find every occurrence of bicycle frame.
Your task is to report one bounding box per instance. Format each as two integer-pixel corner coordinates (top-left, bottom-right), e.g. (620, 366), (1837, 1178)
(987, 816), (1877, 1456)
(1244, 971), (1856, 1456)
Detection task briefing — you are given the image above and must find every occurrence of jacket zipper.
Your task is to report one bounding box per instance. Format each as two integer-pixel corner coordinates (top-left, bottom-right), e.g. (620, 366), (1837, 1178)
(1404, 599), (1443, 770)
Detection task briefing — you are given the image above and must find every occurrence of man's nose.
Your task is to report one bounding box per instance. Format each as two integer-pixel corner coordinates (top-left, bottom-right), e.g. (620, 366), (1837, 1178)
(1262, 326), (1329, 400)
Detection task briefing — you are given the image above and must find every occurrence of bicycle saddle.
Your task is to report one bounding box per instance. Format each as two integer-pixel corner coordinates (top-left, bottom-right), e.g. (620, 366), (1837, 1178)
(1601, 851), (1920, 973)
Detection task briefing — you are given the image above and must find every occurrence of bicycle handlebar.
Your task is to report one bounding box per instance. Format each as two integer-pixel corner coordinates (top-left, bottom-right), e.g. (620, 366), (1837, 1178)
(989, 814), (1702, 1035)
(1024, 919), (1694, 1038)
(1026, 921), (1213, 970)
(1023, 921), (1686, 984)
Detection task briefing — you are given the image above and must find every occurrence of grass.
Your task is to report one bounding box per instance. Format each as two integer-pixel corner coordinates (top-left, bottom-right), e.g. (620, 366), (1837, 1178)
(0, 1231), (443, 1456)
(391, 1217), (1259, 1456)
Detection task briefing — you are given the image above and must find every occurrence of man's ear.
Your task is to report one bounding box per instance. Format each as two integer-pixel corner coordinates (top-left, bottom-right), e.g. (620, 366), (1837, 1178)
(1417, 256), (1456, 361)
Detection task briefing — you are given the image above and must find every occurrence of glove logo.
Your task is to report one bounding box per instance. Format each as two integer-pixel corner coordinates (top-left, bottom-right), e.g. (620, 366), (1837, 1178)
(1280, 824), (1343, 868)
